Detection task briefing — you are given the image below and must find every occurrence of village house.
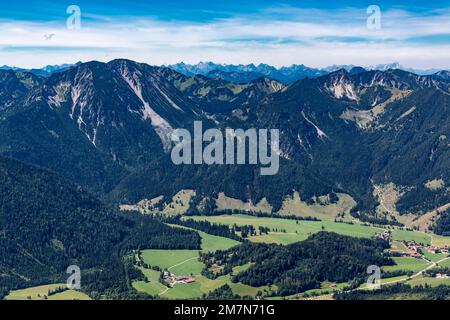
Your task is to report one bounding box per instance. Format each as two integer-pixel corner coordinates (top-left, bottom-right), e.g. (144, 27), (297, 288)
(427, 246), (438, 254)
(409, 252), (423, 259)
(376, 231), (391, 241)
(403, 240), (449, 256)
(386, 249), (406, 256)
(174, 275), (196, 284)
(163, 271), (196, 285)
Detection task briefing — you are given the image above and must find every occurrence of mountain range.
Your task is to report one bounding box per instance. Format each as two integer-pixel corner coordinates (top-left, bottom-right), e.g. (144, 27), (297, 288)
(0, 62), (82, 78)
(2, 61), (445, 84)
(0, 58), (448, 225)
(167, 62), (446, 84)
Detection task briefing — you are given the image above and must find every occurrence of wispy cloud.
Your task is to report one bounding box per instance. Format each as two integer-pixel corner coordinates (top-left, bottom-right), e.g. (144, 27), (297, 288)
(1, 4), (449, 69)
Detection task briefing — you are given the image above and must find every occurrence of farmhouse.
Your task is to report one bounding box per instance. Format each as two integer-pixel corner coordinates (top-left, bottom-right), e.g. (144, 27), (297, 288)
(406, 241), (424, 252)
(163, 272), (196, 285)
(386, 249), (406, 256)
(403, 240), (450, 255)
(376, 230), (391, 240)
(428, 246), (438, 254)
(174, 275), (196, 283)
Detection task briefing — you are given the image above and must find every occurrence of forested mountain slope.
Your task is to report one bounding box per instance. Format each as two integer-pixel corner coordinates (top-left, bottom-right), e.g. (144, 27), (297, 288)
(0, 60), (448, 220)
(0, 156), (200, 298)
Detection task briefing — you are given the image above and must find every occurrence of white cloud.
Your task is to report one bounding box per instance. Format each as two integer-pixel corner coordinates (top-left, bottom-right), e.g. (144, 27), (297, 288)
(0, 6), (449, 69)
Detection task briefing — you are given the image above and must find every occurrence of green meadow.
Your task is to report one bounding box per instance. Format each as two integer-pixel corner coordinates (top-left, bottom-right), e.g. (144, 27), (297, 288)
(141, 250), (204, 275)
(5, 283), (91, 300)
(421, 250), (448, 263)
(382, 257), (431, 273)
(187, 214), (382, 244)
(407, 276), (450, 287)
(390, 229), (431, 245)
(437, 258), (450, 268)
(135, 214), (450, 299)
(185, 214), (450, 248)
(134, 227), (271, 299)
(132, 268), (170, 296)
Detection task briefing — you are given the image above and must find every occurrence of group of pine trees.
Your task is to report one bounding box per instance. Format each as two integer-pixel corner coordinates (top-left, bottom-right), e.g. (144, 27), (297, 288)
(199, 232), (392, 296)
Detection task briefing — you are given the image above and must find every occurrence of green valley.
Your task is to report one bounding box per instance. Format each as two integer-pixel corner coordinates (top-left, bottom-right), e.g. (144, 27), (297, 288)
(185, 214), (450, 246)
(132, 227), (275, 299)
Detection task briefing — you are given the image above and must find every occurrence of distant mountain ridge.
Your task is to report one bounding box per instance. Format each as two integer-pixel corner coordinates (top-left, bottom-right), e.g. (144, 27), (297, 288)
(1, 61), (446, 84)
(0, 62), (82, 77)
(167, 62), (326, 83)
(168, 62), (447, 84)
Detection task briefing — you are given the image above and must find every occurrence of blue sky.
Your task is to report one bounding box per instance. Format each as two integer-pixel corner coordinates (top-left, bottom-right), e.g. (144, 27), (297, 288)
(1, 0), (450, 69)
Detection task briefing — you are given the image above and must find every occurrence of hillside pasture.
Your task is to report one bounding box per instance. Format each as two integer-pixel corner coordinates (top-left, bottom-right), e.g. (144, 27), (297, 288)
(186, 214), (382, 244)
(5, 283), (91, 300)
(382, 257), (431, 273)
(135, 227), (262, 299)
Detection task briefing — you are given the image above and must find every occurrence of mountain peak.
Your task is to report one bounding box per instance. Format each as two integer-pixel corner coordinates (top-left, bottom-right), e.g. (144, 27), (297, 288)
(349, 66), (367, 75)
(434, 70), (450, 81)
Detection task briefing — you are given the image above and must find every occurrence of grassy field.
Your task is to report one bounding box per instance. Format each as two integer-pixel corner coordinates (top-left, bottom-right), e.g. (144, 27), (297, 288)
(421, 250), (448, 263)
(121, 190), (196, 215)
(390, 229), (431, 245)
(187, 214), (383, 244)
(279, 281), (350, 299)
(132, 268), (171, 296)
(431, 234), (450, 247)
(135, 257), (270, 299)
(141, 250), (204, 275)
(134, 215), (450, 299)
(135, 227), (266, 299)
(407, 275), (450, 287)
(214, 192), (357, 221)
(390, 241), (410, 252)
(358, 275), (409, 290)
(278, 192), (356, 221)
(159, 271), (272, 299)
(47, 290), (91, 300)
(140, 226), (240, 276)
(250, 233), (304, 245)
(166, 224), (241, 253)
(186, 214), (450, 248)
(437, 258), (450, 268)
(380, 275), (409, 284)
(197, 230), (241, 252)
(162, 189), (196, 216)
(389, 230), (450, 248)
(382, 257), (431, 273)
(215, 192), (273, 213)
(5, 283), (91, 300)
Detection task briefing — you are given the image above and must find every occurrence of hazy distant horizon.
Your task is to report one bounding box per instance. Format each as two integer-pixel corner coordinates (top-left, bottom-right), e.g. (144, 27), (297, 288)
(2, 59), (448, 75)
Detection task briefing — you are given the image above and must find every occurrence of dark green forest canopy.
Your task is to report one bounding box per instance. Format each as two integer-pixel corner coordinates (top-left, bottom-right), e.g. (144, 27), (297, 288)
(200, 232), (392, 296)
(0, 156), (200, 299)
(433, 208), (450, 236)
(335, 284), (450, 300)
